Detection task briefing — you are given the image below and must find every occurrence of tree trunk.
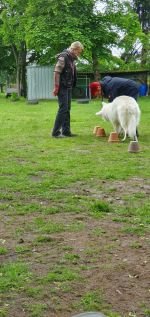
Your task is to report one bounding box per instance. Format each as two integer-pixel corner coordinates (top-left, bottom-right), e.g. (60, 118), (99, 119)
(16, 64), (21, 95)
(20, 42), (27, 97)
(141, 30), (149, 66)
(12, 42), (27, 97)
(92, 51), (100, 81)
(11, 44), (20, 95)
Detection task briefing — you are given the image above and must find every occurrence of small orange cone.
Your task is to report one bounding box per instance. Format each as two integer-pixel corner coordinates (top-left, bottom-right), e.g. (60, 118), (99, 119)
(96, 127), (106, 137)
(93, 126), (101, 134)
(108, 132), (120, 142)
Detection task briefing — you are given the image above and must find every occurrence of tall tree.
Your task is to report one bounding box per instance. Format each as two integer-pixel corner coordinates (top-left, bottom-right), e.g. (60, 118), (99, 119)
(0, 0), (146, 90)
(117, 0), (150, 67)
(26, 0), (142, 77)
(132, 0), (150, 33)
(132, 0), (150, 66)
(0, 0), (28, 96)
(0, 36), (15, 91)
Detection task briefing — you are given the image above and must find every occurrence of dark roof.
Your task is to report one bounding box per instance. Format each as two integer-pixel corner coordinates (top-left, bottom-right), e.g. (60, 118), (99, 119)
(78, 70), (150, 75)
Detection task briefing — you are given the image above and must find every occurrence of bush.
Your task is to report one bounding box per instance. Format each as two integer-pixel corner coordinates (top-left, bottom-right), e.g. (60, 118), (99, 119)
(11, 92), (20, 102)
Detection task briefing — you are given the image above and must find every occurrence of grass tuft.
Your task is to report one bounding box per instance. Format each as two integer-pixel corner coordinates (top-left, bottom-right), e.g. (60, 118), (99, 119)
(0, 262), (32, 293)
(90, 200), (112, 217)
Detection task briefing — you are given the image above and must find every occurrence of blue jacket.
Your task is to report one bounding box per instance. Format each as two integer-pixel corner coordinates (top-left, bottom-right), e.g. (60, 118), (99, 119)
(100, 76), (139, 101)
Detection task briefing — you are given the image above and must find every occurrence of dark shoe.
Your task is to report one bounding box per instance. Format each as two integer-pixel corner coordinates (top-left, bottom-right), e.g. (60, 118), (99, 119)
(52, 134), (66, 138)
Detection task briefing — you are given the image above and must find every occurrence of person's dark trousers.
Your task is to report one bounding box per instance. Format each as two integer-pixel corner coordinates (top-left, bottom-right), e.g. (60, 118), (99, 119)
(132, 92), (139, 137)
(52, 86), (72, 136)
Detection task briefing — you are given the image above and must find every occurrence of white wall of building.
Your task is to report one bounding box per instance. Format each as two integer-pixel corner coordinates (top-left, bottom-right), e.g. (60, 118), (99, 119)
(27, 65), (55, 100)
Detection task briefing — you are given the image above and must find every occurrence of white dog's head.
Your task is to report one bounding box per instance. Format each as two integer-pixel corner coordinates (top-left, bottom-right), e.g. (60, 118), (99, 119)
(96, 102), (109, 121)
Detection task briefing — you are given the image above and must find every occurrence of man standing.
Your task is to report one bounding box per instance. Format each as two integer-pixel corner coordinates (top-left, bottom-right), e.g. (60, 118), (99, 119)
(52, 41), (84, 138)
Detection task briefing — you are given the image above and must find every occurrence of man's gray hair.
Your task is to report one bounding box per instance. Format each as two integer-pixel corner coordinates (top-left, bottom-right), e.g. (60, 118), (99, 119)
(70, 41), (84, 50)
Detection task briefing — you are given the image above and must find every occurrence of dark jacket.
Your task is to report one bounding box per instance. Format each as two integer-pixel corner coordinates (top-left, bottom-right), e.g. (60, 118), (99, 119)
(100, 76), (139, 101)
(57, 49), (77, 88)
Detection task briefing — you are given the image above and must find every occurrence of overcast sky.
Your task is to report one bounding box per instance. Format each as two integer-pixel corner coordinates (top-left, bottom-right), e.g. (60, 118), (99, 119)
(96, 1), (127, 57)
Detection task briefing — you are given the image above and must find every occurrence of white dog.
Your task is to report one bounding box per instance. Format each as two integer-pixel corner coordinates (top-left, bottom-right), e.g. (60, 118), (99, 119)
(96, 96), (141, 141)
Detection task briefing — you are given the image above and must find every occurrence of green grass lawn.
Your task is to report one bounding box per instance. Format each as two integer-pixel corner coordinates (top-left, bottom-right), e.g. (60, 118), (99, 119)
(0, 95), (150, 317)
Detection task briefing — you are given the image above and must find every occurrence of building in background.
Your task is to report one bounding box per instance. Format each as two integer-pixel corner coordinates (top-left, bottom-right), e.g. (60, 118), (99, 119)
(27, 65), (55, 101)
(26, 66), (150, 101)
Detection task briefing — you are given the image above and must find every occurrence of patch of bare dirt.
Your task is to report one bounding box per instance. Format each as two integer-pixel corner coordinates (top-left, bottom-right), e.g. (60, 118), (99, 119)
(57, 177), (150, 206)
(0, 178), (150, 317)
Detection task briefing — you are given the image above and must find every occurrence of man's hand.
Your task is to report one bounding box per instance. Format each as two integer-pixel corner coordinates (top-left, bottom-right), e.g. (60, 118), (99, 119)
(53, 85), (59, 96)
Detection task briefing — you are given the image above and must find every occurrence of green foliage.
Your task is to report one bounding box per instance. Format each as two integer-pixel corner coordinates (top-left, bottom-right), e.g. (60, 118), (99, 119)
(0, 1), (29, 96)
(15, 245), (31, 253)
(0, 247), (8, 254)
(79, 291), (105, 311)
(90, 201), (113, 217)
(10, 92), (20, 101)
(0, 0), (27, 46)
(25, 286), (43, 298)
(25, 303), (47, 317)
(42, 267), (79, 283)
(0, 262), (32, 293)
(25, 0), (144, 72)
(0, 0), (148, 73)
(143, 309), (150, 317)
(0, 308), (8, 317)
(35, 217), (65, 234)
